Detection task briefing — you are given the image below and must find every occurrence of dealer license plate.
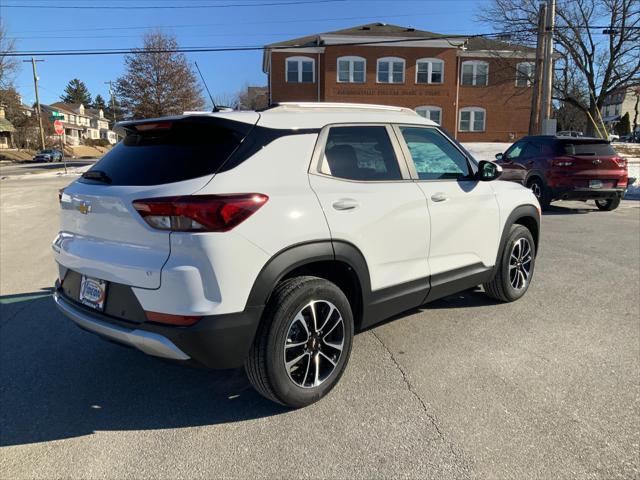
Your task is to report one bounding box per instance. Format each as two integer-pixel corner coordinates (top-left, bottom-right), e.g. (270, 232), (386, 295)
(589, 180), (603, 189)
(79, 275), (107, 311)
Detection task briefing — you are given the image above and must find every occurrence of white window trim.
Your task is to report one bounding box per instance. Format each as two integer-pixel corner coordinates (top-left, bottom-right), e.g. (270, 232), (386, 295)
(377, 57), (405, 84)
(459, 107), (486, 132)
(415, 105), (443, 125)
(337, 56), (366, 83)
(460, 60), (489, 86)
(285, 56), (315, 84)
(415, 58), (445, 84)
(515, 62), (534, 87)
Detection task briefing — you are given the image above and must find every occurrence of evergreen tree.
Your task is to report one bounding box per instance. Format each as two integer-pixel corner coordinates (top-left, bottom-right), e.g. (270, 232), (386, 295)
(104, 96), (123, 123)
(92, 94), (107, 111)
(615, 112), (631, 136)
(60, 78), (92, 106)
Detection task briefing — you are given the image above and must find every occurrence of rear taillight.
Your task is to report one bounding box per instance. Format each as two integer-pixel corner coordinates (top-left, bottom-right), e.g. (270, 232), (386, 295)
(613, 157), (627, 168)
(132, 194), (268, 232)
(553, 159), (573, 167)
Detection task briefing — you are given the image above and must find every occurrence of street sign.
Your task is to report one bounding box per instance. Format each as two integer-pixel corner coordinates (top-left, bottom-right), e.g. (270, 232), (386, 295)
(51, 111), (63, 118)
(53, 120), (64, 136)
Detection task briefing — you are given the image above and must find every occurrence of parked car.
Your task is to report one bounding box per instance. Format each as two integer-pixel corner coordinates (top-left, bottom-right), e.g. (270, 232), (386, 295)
(557, 130), (584, 138)
(52, 103), (540, 407)
(33, 149), (63, 162)
(621, 131), (640, 143)
(495, 135), (629, 211)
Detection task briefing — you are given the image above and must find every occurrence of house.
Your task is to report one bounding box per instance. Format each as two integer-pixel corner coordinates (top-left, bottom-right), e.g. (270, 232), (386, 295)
(263, 23), (537, 141)
(41, 102), (117, 145)
(87, 108), (117, 144)
(601, 86), (640, 133)
(0, 105), (17, 149)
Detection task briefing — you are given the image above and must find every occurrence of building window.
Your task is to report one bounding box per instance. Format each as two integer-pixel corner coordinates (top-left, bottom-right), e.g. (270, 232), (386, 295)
(286, 56), (315, 83)
(416, 58), (444, 84)
(377, 57), (405, 84)
(516, 62), (534, 87)
(459, 107), (486, 132)
(337, 56), (366, 83)
(415, 106), (442, 125)
(461, 61), (489, 86)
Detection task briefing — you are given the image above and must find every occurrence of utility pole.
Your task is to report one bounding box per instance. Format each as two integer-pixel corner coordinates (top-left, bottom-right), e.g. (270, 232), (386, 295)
(24, 58), (46, 150)
(105, 80), (117, 123)
(540, 0), (556, 134)
(529, 2), (547, 135)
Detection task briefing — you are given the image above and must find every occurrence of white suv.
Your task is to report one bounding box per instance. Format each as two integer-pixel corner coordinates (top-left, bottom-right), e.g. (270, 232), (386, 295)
(53, 103), (540, 407)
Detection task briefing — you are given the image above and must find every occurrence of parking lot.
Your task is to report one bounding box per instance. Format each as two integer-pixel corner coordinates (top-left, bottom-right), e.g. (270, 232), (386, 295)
(1, 175), (638, 479)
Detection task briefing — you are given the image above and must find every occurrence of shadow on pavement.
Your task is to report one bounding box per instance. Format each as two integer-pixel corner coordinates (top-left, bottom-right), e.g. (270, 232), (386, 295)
(426, 288), (498, 309)
(542, 204), (594, 215)
(0, 293), (287, 447)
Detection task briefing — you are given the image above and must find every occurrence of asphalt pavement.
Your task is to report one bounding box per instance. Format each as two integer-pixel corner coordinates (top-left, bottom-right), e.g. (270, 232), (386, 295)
(0, 176), (638, 479)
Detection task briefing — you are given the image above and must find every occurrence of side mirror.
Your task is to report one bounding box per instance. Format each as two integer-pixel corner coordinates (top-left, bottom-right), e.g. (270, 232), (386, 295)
(495, 153), (504, 161)
(477, 160), (502, 181)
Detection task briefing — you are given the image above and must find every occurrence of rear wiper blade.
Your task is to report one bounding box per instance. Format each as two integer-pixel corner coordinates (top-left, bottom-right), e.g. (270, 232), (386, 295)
(82, 170), (112, 184)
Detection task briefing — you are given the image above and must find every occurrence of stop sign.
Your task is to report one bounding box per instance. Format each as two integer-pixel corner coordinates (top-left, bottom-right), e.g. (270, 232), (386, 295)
(53, 120), (64, 135)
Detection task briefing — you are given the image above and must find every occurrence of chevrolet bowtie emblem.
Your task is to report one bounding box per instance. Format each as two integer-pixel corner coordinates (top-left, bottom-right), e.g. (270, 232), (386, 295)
(78, 202), (91, 215)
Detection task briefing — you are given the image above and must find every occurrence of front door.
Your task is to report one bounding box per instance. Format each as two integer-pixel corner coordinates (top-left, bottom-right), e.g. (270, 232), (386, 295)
(393, 125), (501, 277)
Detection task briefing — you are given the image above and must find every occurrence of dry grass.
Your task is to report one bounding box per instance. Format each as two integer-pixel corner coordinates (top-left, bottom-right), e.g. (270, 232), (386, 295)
(0, 150), (36, 162)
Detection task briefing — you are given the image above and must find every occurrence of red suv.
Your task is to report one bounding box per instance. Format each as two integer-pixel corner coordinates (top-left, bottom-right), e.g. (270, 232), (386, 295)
(495, 136), (629, 211)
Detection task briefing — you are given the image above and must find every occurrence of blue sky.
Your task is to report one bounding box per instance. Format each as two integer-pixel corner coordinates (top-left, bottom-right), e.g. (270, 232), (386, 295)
(2, 0), (491, 107)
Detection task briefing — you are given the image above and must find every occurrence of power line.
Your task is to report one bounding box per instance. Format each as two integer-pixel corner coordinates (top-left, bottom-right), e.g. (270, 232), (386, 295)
(7, 13), (463, 34)
(2, 31), (532, 57)
(2, 0), (341, 9)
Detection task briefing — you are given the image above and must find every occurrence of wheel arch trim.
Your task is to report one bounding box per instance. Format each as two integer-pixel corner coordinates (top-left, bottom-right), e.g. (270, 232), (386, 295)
(495, 204), (540, 270)
(245, 240), (371, 311)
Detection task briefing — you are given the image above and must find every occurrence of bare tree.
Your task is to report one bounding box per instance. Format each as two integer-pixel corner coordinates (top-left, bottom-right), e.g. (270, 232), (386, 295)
(478, 0), (640, 135)
(0, 24), (19, 90)
(237, 84), (269, 110)
(116, 31), (205, 119)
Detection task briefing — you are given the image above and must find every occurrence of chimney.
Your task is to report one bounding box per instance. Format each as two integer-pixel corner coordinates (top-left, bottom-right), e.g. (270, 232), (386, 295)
(0, 105), (5, 120)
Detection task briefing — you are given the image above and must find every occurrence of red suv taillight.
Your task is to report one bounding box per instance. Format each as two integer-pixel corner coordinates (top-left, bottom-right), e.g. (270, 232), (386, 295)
(132, 194), (268, 232)
(613, 157), (627, 168)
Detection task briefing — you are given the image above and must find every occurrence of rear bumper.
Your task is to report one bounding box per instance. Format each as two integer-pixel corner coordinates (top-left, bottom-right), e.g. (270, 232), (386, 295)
(54, 287), (264, 369)
(54, 292), (189, 360)
(550, 186), (626, 200)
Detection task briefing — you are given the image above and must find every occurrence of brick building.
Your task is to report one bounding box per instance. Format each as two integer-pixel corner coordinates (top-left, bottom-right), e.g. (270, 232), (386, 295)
(263, 23), (536, 142)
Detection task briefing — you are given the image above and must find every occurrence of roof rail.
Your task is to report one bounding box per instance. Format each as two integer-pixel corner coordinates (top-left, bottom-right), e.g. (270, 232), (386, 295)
(271, 102), (417, 114)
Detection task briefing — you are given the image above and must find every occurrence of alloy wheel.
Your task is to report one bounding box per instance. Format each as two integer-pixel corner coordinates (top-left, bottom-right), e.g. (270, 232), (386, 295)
(509, 237), (532, 290)
(283, 300), (345, 389)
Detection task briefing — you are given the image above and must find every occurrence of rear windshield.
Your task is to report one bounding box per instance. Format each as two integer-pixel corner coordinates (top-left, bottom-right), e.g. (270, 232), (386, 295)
(80, 117), (253, 186)
(558, 140), (615, 156)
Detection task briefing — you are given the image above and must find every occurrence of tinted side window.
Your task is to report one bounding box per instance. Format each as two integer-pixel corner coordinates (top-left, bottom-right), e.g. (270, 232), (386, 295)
(520, 142), (542, 159)
(81, 117), (251, 186)
(323, 126), (402, 181)
(399, 127), (470, 180)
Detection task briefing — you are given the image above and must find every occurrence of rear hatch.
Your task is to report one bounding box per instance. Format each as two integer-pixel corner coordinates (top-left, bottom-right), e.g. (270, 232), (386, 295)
(553, 139), (627, 188)
(54, 113), (258, 289)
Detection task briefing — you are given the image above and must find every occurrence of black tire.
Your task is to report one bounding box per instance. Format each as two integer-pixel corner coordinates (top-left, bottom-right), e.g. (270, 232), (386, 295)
(245, 276), (354, 408)
(483, 224), (536, 303)
(527, 177), (552, 210)
(595, 197), (620, 211)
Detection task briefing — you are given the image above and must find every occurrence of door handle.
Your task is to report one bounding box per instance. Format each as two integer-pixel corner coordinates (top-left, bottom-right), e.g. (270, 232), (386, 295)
(332, 198), (360, 211)
(430, 192), (449, 203)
